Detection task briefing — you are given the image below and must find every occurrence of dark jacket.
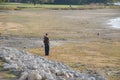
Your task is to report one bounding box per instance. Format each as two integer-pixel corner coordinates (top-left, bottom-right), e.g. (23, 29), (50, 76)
(44, 36), (49, 44)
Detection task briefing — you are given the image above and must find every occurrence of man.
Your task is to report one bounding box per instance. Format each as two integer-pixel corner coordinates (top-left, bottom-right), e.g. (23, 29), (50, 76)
(43, 33), (49, 56)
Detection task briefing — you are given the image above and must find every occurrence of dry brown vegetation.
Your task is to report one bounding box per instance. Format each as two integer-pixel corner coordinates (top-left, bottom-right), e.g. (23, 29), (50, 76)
(27, 41), (120, 69)
(0, 9), (120, 80)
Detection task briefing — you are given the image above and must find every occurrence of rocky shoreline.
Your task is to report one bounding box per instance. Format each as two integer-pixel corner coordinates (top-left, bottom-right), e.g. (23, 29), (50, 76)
(0, 47), (106, 80)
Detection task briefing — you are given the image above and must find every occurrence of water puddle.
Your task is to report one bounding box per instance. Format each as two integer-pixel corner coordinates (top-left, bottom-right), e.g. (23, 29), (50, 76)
(107, 17), (120, 29)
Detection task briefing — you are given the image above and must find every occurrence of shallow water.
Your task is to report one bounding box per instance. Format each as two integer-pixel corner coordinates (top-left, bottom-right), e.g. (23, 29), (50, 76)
(108, 17), (120, 29)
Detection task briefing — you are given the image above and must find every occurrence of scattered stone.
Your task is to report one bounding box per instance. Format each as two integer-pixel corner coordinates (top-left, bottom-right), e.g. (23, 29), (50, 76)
(0, 47), (106, 80)
(19, 72), (28, 80)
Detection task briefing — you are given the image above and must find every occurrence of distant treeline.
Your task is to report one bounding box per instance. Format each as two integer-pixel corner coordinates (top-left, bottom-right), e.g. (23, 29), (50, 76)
(0, 0), (120, 5)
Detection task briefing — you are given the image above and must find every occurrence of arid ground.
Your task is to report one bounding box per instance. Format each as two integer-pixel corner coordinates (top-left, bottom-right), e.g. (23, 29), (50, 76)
(0, 9), (120, 80)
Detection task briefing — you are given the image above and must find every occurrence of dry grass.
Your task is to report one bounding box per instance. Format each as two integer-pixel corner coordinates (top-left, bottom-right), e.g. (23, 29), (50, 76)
(27, 41), (120, 80)
(0, 9), (113, 39)
(1, 3), (120, 10)
(1, 3), (119, 10)
(27, 41), (120, 69)
(0, 9), (120, 80)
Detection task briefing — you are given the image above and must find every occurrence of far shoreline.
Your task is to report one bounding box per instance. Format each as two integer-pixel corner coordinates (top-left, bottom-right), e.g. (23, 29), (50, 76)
(0, 3), (120, 10)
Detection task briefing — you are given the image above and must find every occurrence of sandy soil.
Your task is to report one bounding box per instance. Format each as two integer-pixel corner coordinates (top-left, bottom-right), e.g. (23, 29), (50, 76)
(0, 9), (120, 49)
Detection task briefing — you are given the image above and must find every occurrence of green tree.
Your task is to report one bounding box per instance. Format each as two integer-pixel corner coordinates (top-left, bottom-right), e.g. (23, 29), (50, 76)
(0, 0), (5, 3)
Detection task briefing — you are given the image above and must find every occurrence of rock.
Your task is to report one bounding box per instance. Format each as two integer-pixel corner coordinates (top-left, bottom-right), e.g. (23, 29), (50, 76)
(89, 77), (96, 80)
(0, 47), (106, 80)
(3, 63), (18, 69)
(40, 70), (55, 80)
(63, 71), (70, 78)
(19, 71), (42, 80)
(4, 57), (11, 62)
(28, 71), (42, 80)
(19, 72), (28, 80)
(55, 70), (64, 76)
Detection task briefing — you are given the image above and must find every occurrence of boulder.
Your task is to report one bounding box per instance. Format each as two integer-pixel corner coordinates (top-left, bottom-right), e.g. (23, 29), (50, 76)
(28, 71), (42, 80)
(19, 72), (28, 80)
(0, 47), (106, 80)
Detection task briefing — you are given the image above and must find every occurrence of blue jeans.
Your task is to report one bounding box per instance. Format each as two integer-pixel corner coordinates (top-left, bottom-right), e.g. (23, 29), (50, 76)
(45, 44), (49, 56)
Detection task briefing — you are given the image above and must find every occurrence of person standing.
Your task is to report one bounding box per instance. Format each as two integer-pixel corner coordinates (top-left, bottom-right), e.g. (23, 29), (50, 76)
(43, 33), (49, 56)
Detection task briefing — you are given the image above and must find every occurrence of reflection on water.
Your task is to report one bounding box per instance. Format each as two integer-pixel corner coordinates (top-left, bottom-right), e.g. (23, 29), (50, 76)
(108, 17), (120, 29)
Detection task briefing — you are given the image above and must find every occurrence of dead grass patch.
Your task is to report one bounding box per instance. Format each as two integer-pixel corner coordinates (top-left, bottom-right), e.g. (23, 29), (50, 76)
(27, 41), (120, 70)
